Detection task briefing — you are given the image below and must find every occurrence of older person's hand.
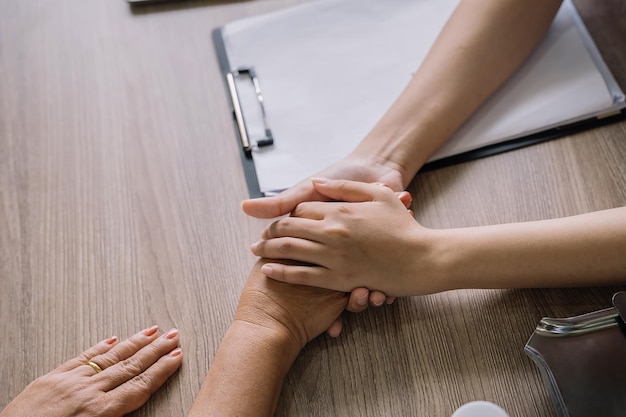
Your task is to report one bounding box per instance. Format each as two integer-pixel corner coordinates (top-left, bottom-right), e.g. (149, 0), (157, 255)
(0, 326), (182, 417)
(235, 260), (349, 345)
(188, 260), (349, 417)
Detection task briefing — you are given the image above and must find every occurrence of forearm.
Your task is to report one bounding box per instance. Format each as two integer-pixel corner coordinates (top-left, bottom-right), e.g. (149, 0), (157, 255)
(353, 0), (562, 186)
(187, 321), (300, 417)
(431, 208), (626, 290)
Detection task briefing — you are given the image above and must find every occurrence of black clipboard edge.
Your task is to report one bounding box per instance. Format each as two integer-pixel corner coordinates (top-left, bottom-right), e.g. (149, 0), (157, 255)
(213, 27), (263, 198)
(420, 109), (626, 173)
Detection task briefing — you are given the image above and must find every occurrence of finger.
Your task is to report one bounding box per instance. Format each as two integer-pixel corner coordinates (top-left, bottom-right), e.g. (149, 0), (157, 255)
(290, 201), (334, 220)
(79, 325), (160, 377)
(241, 179), (325, 219)
(251, 238), (327, 266)
(397, 191), (413, 209)
(386, 296), (397, 305)
(369, 291), (387, 307)
(260, 263), (348, 292)
(95, 328), (181, 391)
(346, 287), (370, 313)
(326, 317), (343, 338)
(104, 347), (183, 416)
(261, 217), (322, 241)
(311, 178), (389, 203)
(55, 336), (119, 373)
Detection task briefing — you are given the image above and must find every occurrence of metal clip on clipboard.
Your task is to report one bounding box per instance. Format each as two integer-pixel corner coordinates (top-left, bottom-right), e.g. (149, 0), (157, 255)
(226, 67), (274, 155)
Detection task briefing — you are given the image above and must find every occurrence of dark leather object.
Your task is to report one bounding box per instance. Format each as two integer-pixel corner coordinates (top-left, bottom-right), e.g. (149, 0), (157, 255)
(525, 292), (626, 417)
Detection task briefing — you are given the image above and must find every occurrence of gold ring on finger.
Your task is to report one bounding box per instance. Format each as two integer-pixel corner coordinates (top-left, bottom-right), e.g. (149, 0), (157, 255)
(85, 361), (103, 374)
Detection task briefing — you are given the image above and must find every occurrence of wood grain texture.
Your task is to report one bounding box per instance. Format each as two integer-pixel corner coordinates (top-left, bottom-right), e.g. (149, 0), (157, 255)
(0, 1), (624, 417)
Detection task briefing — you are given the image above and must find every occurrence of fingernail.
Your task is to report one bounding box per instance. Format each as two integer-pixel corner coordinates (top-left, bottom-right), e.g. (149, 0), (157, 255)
(261, 264), (273, 276)
(143, 325), (159, 336)
(163, 328), (179, 339)
(105, 336), (118, 345)
(168, 348), (182, 357)
(398, 191), (411, 200)
(311, 177), (327, 184)
(250, 242), (258, 253)
(356, 297), (368, 306)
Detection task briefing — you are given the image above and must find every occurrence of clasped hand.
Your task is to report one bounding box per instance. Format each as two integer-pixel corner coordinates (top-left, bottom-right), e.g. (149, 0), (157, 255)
(251, 179), (440, 297)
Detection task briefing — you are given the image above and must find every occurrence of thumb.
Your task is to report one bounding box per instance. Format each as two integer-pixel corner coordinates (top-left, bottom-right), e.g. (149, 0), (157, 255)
(311, 178), (385, 203)
(242, 180), (325, 218)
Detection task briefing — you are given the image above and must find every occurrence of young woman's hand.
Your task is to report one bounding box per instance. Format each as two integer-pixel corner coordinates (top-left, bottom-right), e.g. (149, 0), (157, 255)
(251, 179), (441, 297)
(243, 159), (410, 323)
(241, 155), (405, 219)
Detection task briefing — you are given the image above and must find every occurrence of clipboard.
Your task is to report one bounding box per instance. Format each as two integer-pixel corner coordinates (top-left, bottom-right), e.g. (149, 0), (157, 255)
(214, 0), (626, 198)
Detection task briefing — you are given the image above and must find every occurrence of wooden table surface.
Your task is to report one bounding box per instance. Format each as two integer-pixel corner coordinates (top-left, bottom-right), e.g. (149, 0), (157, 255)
(1, 1), (625, 416)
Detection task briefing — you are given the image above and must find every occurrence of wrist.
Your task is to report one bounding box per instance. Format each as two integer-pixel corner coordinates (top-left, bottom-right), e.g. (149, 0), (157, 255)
(191, 319), (301, 417)
(406, 227), (458, 295)
(230, 319), (302, 363)
(234, 302), (306, 354)
(349, 139), (413, 188)
(427, 227), (487, 292)
(352, 117), (442, 188)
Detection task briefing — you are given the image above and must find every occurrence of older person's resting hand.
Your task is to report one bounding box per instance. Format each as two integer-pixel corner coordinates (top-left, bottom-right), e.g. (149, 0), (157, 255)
(0, 326), (182, 417)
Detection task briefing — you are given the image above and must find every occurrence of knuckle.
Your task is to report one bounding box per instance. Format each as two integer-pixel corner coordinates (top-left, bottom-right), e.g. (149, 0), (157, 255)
(74, 351), (91, 363)
(128, 336), (148, 351)
(277, 239), (294, 255)
(276, 196), (289, 216)
(292, 202), (309, 217)
(73, 344), (107, 367)
(275, 218), (292, 235)
(292, 268), (310, 282)
(83, 396), (108, 417)
(272, 265), (285, 279)
(325, 225), (349, 239)
(95, 354), (117, 369)
(336, 203), (352, 215)
(118, 357), (144, 376)
(88, 354), (109, 369)
(129, 371), (155, 393)
(96, 340), (143, 368)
